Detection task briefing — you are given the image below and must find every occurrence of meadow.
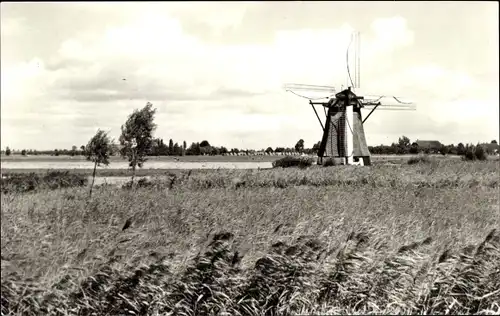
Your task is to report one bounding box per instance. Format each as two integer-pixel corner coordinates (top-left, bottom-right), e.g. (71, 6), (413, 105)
(1, 156), (499, 315)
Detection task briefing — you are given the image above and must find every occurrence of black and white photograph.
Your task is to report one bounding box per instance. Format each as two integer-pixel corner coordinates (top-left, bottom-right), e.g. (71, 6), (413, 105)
(1, 1), (499, 315)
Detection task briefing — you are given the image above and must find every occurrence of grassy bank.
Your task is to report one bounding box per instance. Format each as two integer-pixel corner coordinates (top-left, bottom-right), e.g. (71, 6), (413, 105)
(2, 158), (499, 191)
(1, 159), (499, 315)
(1, 171), (88, 194)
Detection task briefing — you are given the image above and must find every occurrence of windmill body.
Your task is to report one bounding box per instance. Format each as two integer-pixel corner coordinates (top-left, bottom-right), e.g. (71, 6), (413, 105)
(284, 31), (415, 166)
(312, 87), (372, 166)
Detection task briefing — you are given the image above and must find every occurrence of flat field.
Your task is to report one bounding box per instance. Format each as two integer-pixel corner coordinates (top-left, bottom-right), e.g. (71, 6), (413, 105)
(0, 153), (463, 163)
(0, 154), (462, 177)
(1, 157), (499, 315)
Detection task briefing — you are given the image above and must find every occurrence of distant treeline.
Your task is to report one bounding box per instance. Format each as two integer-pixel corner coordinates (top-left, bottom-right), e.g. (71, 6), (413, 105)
(2, 136), (499, 157)
(368, 136), (499, 156)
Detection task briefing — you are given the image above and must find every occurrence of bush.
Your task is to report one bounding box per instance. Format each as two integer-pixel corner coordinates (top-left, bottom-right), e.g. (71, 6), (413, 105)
(463, 146), (487, 161)
(323, 158), (337, 167)
(439, 145), (449, 156)
(1, 171), (88, 194)
(464, 148), (476, 161)
(122, 177), (156, 189)
(408, 155), (431, 165)
(272, 156), (314, 169)
(474, 145), (487, 161)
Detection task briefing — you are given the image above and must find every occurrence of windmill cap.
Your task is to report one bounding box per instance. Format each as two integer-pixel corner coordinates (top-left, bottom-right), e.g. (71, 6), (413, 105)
(335, 88), (361, 100)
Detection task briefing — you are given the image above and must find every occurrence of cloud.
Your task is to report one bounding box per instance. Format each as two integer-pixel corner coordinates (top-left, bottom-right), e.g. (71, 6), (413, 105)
(38, 13), (415, 104)
(370, 16), (414, 50)
(0, 16), (25, 37)
(1, 4), (498, 150)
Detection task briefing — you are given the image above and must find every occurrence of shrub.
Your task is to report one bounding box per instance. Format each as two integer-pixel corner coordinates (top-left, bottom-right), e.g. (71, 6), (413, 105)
(323, 158), (337, 167)
(464, 148), (476, 161)
(462, 145), (487, 161)
(272, 156), (314, 169)
(474, 145), (487, 161)
(407, 155), (431, 165)
(122, 177), (156, 189)
(1, 171), (88, 194)
(439, 145), (449, 156)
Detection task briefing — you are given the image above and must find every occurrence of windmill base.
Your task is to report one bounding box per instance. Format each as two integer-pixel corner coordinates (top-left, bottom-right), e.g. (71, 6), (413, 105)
(317, 156), (371, 166)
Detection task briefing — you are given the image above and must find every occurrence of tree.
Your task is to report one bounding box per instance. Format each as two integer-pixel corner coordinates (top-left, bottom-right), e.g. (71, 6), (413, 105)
(409, 142), (419, 154)
(86, 129), (112, 198)
(265, 147), (274, 154)
(457, 143), (466, 155)
(200, 140), (211, 147)
(71, 145), (77, 157)
(119, 102), (157, 185)
(474, 143), (487, 160)
(187, 142), (201, 155)
(80, 145), (86, 155)
(200, 146), (211, 156)
(21, 149), (27, 156)
(5, 147), (11, 156)
(199, 140), (212, 155)
(216, 146), (228, 155)
(211, 146), (220, 155)
(312, 141), (321, 153)
(492, 140), (498, 144)
(398, 136), (410, 154)
(448, 144), (458, 155)
(54, 149), (60, 156)
(295, 139), (305, 153)
(439, 144), (449, 156)
(398, 136), (411, 148)
(168, 139), (174, 155)
(173, 142), (181, 156)
(154, 138), (168, 156)
(183, 141), (187, 156)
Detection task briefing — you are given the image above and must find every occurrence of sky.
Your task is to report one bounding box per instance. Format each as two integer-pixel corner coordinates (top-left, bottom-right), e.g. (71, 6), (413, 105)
(1, 1), (499, 151)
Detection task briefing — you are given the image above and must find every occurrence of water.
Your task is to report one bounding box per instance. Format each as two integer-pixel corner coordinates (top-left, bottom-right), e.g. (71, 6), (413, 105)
(0, 160), (273, 170)
(1, 160), (274, 186)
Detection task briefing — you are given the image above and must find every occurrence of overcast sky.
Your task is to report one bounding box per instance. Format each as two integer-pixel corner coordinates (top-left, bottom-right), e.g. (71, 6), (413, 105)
(1, 2), (498, 150)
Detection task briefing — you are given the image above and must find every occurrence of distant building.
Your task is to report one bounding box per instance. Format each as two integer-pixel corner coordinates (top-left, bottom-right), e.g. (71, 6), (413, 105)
(415, 140), (442, 154)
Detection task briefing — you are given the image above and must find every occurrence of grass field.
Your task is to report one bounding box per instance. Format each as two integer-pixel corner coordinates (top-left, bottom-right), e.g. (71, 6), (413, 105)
(0, 154), (466, 177)
(1, 157), (499, 315)
(0, 153), (465, 163)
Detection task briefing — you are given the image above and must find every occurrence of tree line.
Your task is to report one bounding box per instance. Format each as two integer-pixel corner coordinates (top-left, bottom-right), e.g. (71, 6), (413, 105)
(368, 136), (499, 156)
(3, 137), (498, 158)
(2, 105), (498, 159)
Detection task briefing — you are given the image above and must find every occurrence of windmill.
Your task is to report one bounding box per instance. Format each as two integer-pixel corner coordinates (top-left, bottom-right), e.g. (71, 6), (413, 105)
(284, 31), (416, 166)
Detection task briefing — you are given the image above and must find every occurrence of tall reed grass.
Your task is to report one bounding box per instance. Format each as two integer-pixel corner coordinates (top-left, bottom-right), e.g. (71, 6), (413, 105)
(1, 159), (499, 315)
